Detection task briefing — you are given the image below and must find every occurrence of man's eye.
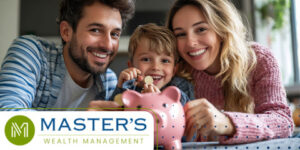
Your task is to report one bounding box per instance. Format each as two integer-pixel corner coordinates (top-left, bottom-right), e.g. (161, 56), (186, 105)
(90, 28), (100, 33)
(111, 32), (120, 39)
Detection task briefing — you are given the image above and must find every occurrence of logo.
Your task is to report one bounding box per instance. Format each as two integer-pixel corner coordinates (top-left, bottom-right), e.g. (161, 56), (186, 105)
(5, 115), (35, 145)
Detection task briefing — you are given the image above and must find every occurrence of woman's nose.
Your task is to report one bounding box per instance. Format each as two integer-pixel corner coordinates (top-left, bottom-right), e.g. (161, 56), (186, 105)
(186, 33), (197, 48)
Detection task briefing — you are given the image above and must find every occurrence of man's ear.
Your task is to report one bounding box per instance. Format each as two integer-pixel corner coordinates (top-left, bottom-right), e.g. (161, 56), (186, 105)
(127, 61), (132, 67)
(60, 21), (73, 43)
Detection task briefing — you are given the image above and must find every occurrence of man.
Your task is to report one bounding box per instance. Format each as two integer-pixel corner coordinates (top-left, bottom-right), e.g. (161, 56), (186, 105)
(0, 0), (135, 110)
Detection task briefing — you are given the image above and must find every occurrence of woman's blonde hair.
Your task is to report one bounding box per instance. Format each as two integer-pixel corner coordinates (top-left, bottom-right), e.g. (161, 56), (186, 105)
(128, 23), (179, 63)
(166, 0), (257, 113)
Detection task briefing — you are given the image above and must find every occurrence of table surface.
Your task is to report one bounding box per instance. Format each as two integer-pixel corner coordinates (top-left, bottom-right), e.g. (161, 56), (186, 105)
(181, 138), (300, 150)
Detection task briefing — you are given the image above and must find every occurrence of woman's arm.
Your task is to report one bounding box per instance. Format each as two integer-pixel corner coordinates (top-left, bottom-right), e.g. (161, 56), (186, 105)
(219, 46), (294, 144)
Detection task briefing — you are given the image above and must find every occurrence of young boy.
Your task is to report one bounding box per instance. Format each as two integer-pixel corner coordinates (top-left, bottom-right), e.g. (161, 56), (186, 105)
(110, 23), (194, 105)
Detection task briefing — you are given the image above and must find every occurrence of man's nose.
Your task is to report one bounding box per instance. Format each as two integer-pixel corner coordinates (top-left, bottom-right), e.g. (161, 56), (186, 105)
(100, 34), (113, 51)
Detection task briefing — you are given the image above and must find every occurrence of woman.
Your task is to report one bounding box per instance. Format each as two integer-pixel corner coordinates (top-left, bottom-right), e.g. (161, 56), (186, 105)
(166, 0), (293, 144)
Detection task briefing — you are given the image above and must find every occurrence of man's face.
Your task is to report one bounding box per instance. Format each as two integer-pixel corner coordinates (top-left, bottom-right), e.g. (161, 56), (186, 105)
(68, 2), (122, 74)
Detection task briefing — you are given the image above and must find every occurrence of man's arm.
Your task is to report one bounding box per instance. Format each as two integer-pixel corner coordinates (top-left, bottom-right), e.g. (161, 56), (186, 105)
(0, 36), (43, 110)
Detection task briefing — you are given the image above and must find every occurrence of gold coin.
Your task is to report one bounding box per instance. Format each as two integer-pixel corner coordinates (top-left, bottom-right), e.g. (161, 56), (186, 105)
(144, 76), (153, 84)
(114, 94), (123, 106)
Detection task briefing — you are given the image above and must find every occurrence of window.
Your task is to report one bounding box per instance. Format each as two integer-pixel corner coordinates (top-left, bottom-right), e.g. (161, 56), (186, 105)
(293, 0), (300, 82)
(254, 0), (295, 86)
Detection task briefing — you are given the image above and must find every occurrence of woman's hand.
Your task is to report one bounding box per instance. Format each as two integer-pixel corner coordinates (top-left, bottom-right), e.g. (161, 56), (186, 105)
(118, 67), (142, 88)
(184, 99), (235, 141)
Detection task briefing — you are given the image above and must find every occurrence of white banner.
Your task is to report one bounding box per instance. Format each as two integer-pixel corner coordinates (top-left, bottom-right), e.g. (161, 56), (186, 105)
(0, 111), (154, 150)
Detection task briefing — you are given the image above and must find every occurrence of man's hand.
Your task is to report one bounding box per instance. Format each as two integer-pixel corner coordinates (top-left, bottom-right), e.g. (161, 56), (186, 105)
(87, 101), (121, 111)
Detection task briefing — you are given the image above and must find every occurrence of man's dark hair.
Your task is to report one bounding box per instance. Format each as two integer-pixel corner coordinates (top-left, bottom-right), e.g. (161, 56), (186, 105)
(58, 0), (135, 33)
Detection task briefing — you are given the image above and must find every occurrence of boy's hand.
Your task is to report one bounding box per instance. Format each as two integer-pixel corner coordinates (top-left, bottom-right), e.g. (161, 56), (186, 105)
(141, 83), (161, 93)
(118, 67), (142, 88)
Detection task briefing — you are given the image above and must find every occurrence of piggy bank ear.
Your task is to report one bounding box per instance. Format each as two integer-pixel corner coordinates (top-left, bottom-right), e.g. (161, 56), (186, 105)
(161, 86), (181, 102)
(122, 90), (142, 106)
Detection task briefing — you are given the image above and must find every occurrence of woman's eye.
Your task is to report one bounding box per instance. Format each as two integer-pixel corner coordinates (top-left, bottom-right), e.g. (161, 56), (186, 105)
(175, 32), (186, 38)
(197, 28), (207, 33)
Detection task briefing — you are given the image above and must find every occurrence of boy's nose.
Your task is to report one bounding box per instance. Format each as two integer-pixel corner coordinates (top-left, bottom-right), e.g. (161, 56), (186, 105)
(151, 61), (161, 70)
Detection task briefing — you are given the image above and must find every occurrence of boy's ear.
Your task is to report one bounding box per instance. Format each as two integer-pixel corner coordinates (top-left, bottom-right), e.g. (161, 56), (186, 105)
(173, 64), (178, 75)
(60, 21), (73, 43)
(127, 61), (132, 67)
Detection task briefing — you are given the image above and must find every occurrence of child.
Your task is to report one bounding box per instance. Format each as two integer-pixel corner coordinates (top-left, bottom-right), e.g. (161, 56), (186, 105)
(110, 23), (194, 105)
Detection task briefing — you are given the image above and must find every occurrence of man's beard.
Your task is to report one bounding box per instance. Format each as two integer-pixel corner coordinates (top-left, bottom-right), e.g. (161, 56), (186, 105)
(68, 37), (115, 75)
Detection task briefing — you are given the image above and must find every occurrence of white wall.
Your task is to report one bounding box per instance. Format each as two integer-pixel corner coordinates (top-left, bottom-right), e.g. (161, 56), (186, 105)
(254, 0), (294, 85)
(296, 0), (300, 69)
(0, 0), (20, 65)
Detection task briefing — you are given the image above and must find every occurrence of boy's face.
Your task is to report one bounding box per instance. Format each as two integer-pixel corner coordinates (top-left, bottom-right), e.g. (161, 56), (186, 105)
(131, 38), (176, 89)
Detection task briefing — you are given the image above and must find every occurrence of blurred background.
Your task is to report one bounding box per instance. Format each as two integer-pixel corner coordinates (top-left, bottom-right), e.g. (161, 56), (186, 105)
(0, 0), (299, 100)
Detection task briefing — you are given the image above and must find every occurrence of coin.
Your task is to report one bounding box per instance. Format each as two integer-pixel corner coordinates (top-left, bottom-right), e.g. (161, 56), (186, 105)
(114, 94), (123, 106)
(144, 76), (153, 85)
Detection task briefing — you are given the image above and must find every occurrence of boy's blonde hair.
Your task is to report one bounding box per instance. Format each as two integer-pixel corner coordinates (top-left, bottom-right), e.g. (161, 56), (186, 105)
(167, 0), (257, 113)
(128, 23), (178, 63)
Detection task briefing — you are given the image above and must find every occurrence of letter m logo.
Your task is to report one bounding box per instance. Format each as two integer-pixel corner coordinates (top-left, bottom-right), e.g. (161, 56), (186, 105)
(11, 122), (29, 138)
(5, 115), (35, 145)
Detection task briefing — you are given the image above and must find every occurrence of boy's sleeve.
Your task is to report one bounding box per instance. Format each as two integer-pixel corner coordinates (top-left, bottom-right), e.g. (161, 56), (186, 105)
(179, 82), (195, 105)
(179, 90), (190, 106)
(108, 87), (126, 101)
(0, 36), (43, 110)
(185, 81), (195, 100)
(108, 79), (138, 100)
(170, 76), (195, 105)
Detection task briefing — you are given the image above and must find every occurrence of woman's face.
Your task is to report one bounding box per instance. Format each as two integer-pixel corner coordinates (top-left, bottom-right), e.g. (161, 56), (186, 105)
(172, 5), (222, 74)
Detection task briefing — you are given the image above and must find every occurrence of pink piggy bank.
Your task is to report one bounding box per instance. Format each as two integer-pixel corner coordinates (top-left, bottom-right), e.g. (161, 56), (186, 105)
(122, 86), (185, 150)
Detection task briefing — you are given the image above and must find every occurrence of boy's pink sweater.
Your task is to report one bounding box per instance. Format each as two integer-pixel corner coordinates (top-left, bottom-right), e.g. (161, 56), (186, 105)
(192, 43), (294, 144)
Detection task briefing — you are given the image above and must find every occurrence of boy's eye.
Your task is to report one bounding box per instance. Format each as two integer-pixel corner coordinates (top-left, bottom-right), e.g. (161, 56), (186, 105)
(141, 58), (150, 62)
(162, 59), (170, 63)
